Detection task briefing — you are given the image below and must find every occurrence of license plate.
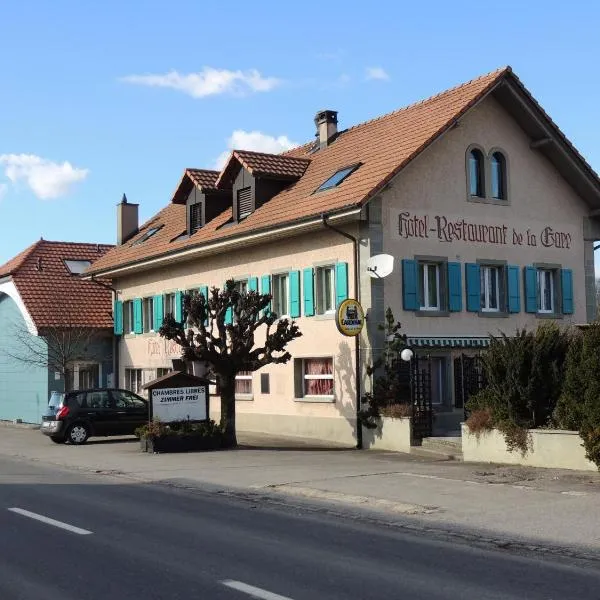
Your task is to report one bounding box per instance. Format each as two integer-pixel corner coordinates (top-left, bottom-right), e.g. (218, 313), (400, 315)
(42, 422), (52, 428)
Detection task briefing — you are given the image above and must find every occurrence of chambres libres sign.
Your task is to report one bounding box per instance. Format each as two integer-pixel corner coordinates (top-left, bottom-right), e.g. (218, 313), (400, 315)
(397, 211), (573, 249)
(151, 386), (208, 422)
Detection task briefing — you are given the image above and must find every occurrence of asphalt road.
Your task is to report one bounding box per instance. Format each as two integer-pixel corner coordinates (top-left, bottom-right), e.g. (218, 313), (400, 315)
(0, 456), (599, 600)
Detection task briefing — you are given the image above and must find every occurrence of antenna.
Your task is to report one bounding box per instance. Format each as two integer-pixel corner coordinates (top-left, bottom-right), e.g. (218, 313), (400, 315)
(366, 254), (394, 279)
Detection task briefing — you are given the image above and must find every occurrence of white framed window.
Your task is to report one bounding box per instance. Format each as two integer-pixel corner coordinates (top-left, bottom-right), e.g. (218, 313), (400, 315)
(468, 149), (485, 197)
(64, 259), (92, 274)
(123, 300), (134, 334)
(419, 263), (440, 311)
(480, 266), (501, 312)
(316, 266), (335, 314)
(538, 269), (555, 313)
(125, 368), (143, 395)
(234, 280), (248, 295)
(302, 358), (334, 398)
(164, 293), (176, 316)
(143, 297), (154, 332)
(235, 371), (253, 397)
(272, 273), (289, 317)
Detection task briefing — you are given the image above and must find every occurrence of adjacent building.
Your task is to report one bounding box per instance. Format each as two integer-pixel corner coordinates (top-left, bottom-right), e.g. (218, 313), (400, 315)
(85, 66), (600, 444)
(0, 240), (114, 423)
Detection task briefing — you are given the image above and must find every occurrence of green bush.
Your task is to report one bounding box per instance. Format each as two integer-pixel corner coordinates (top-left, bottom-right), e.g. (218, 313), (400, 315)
(136, 419), (223, 441)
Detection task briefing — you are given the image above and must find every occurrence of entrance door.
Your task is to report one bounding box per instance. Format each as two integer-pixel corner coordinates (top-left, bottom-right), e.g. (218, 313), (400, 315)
(429, 357), (448, 407)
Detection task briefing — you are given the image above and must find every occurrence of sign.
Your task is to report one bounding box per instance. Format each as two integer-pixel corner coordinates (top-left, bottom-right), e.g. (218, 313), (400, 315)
(151, 385), (207, 422)
(148, 338), (182, 359)
(336, 299), (365, 337)
(396, 211), (573, 249)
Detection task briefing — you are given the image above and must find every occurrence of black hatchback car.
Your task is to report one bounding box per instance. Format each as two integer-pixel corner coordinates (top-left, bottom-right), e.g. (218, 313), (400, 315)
(41, 388), (149, 445)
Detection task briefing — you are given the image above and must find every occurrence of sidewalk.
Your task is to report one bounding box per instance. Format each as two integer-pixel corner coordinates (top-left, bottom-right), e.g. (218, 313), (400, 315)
(1, 426), (599, 558)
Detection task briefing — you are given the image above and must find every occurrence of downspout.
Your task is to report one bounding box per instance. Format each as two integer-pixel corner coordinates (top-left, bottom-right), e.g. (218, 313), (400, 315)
(90, 276), (119, 389)
(321, 214), (363, 449)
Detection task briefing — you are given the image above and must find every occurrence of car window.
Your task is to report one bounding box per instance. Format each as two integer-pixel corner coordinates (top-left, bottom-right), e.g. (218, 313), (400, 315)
(67, 392), (87, 408)
(48, 392), (65, 409)
(113, 391), (146, 409)
(86, 391), (111, 409)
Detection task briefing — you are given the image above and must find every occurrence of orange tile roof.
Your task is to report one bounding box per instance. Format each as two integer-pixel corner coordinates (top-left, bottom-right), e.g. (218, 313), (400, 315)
(0, 241), (115, 329)
(87, 67), (516, 275)
(186, 169), (220, 191)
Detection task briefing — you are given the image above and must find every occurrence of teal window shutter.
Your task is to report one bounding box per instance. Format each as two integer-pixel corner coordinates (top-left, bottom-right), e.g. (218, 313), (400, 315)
(174, 291), (183, 323)
(248, 277), (258, 292)
(133, 298), (143, 334)
(303, 268), (315, 316)
(524, 266), (537, 313)
(289, 270), (301, 318)
(465, 264), (480, 312)
(561, 269), (574, 314)
(261, 274), (271, 315)
(225, 307), (233, 324)
(114, 300), (123, 335)
(507, 266), (520, 313)
(401, 259), (418, 310)
(335, 262), (348, 306)
(153, 294), (164, 331)
(447, 262), (462, 312)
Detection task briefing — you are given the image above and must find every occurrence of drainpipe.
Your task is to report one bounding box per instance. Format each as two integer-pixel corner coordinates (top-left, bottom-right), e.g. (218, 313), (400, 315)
(90, 276), (119, 389)
(321, 214), (363, 449)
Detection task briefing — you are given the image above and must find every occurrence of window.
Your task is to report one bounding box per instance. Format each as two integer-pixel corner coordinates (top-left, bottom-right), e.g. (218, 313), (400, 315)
(538, 269), (555, 313)
(132, 225), (162, 245)
(156, 368), (171, 379)
(164, 293), (176, 316)
(143, 297), (154, 332)
(123, 300), (134, 333)
(480, 265), (502, 312)
(315, 164), (360, 192)
(302, 358), (334, 397)
(113, 390), (146, 409)
(78, 364), (99, 389)
(234, 280), (248, 295)
(64, 259), (91, 274)
(316, 266), (335, 314)
(468, 149), (484, 197)
(171, 231), (189, 243)
(86, 390), (111, 409)
(272, 273), (289, 317)
(125, 369), (144, 394)
(190, 203), (202, 234)
(419, 263), (441, 311)
(490, 152), (506, 200)
(237, 187), (252, 219)
(235, 371), (253, 396)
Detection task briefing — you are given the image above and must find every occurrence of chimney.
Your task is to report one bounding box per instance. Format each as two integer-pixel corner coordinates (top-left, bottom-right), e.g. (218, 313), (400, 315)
(315, 109), (338, 149)
(117, 193), (139, 245)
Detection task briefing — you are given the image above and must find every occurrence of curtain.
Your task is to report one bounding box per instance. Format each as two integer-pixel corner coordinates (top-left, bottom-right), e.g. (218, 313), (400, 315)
(304, 358), (333, 396)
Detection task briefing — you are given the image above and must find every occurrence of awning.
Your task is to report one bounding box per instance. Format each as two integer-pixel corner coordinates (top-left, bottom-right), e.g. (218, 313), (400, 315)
(406, 336), (490, 348)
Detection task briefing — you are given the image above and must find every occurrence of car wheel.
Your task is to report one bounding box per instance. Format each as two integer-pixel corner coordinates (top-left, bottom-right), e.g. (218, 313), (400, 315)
(49, 435), (65, 444)
(67, 423), (90, 445)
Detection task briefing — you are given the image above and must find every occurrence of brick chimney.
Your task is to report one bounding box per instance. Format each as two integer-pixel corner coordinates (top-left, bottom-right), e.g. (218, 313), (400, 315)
(315, 109), (338, 149)
(117, 193), (139, 245)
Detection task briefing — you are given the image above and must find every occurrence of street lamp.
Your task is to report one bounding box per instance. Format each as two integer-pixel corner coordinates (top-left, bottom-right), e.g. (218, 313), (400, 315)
(400, 347), (414, 362)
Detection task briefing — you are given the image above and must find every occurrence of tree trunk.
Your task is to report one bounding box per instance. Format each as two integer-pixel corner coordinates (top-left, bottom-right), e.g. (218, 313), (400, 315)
(219, 373), (237, 447)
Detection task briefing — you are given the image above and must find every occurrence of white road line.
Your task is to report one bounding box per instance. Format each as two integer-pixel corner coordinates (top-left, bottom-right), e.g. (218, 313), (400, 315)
(221, 580), (294, 600)
(8, 508), (93, 535)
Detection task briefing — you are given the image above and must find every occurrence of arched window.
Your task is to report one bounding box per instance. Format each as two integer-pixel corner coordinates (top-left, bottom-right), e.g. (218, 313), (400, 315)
(490, 152), (506, 200)
(468, 149), (484, 197)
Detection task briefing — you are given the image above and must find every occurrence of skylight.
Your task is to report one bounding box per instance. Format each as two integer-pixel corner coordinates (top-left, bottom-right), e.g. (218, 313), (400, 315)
(315, 164), (360, 192)
(64, 260), (92, 274)
(132, 226), (162, 245)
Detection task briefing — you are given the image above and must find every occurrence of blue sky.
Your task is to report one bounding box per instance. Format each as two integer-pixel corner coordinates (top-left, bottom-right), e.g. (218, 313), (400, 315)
(1, 0), (599, 266)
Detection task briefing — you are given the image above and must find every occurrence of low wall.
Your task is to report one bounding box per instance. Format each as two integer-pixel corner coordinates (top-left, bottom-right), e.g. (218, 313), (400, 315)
(362, 417), (412, 453)
(462, 424), (597, 472)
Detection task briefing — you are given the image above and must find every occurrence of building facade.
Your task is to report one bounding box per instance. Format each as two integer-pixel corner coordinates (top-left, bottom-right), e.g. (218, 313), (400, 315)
(86, 67), (600, 444)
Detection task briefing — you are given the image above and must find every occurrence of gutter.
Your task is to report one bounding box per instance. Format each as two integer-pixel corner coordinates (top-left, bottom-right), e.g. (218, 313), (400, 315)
(321, 214), (363, 450)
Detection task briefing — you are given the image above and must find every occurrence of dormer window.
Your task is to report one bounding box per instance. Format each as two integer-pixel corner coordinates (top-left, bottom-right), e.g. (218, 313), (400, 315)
(237, 187), (252, 220)
(190, 203), (202, 234)
(64, 259), (92, 274)
(132, 225), (162, 245)
(315, 164), (360, 193)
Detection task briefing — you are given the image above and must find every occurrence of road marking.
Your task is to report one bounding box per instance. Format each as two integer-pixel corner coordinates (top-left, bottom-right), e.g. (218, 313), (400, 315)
(8, 508), (93, 535)
(221, 580), (294, 600)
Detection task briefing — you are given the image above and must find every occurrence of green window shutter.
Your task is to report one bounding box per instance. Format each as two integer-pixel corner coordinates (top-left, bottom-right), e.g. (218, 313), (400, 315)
(401, 259), (418, 311)
(561, 269), (574, 314)
(465, 264), (480, 312)
(289, 270), (301, 318)
(303, 268), (315, 316)
(447, 262), (462, 312)
(174, 291), (183, 323)
(133, 298), (143, 334)
(153, 294), (164, 331)
(335, 262), (348, 307)
(261, 275), (271, 315)
(524, 266), (537, 313)
(248, 277), (258, 292)
(114, 300), (123, 335)
(507, 266), (520, 313)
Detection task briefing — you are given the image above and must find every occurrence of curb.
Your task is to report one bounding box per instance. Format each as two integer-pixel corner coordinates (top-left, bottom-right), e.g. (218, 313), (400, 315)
(0, 420), (40, 431)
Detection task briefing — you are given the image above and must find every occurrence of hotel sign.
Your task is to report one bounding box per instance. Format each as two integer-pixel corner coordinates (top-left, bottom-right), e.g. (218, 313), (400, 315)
(397, 211), (573, 249)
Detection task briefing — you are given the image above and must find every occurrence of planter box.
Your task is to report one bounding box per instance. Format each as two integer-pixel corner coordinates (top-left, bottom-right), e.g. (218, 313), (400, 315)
(462, 424), (597, 471)
(362, 417), (412, 453)
(140, 435), (222, 454)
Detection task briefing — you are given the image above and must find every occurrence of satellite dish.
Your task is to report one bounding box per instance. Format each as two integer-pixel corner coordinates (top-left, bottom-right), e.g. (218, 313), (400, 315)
(366, 254), (394, 279)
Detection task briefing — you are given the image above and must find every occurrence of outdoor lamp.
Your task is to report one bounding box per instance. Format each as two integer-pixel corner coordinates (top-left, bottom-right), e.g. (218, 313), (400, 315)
(400, 348), (414, 362)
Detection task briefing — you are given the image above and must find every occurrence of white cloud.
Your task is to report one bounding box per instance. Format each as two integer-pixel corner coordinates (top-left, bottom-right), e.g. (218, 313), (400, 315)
(365, 66), (390, 81)
(214, 130), (297, 170)
(0, 154), (89, 200)
(121, 67), (281, 98)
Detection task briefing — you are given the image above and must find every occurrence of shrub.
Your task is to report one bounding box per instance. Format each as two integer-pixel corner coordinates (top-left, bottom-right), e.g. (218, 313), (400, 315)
(380, 404), (412, 419)
(136, 419), (223, 441)
(464, 408), (493, 438)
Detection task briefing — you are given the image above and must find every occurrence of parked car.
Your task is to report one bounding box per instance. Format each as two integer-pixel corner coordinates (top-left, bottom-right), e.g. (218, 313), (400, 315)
(41, 388), (149, 445)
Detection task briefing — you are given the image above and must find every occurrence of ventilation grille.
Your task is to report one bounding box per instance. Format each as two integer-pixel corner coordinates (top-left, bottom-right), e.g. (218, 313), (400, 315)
(190, 203), (202, 234)
(237, 187), (253, 219)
